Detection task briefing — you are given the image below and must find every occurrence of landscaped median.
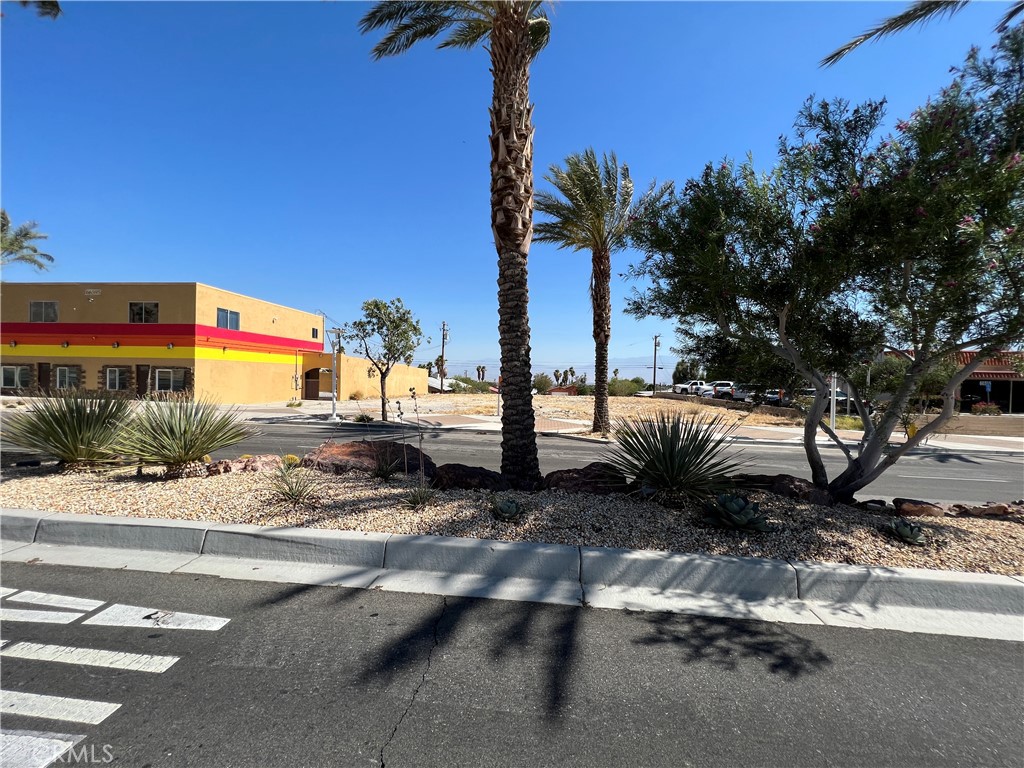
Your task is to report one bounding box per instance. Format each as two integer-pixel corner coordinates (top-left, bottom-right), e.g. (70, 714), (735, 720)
(3, 508), (1021, 642)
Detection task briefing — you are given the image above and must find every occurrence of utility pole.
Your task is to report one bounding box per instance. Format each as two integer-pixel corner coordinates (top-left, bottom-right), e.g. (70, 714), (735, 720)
(652, 335), (661, 395)
(328, 327), (343, 422)
(439, 321), (449, 395)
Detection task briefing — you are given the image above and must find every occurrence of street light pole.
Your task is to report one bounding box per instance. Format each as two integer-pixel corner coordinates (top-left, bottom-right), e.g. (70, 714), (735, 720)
(328, 327), (342, 422)
(653, 335), (661, 394)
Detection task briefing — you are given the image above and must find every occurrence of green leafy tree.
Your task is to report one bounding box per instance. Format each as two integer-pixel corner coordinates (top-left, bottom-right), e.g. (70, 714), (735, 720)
(821, 0), (1023, 66)
(535, 149), (670, 433)
(342, 298), (425, 421)
(360, 1), (550, 489)
(1, 210), (54, 270)
(532, 372), (553, 393)
(630, 31), (1024, 501)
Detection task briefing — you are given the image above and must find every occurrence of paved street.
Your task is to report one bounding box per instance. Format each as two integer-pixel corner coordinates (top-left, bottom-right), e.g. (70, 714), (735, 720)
(1, 563), (1022, 768)
(215, 422), (1024, 505)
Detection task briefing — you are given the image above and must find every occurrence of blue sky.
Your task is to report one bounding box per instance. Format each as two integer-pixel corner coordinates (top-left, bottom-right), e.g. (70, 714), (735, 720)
(1, 1), (1004, 382)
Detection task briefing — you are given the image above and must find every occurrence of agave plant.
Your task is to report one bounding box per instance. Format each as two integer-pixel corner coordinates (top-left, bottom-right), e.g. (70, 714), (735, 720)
(605, 413), (745, 502)
(2, 389), (133, 469)
(488, 494), (523, 522)
(703, 493), (773, 533)
(885, 517), (926, 546)
(403, 486), (437, 511)
(115, 396), (256, 480)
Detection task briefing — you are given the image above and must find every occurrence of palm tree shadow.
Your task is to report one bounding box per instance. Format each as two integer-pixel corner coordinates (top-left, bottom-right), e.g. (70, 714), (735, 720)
(633, 611), (832, 679)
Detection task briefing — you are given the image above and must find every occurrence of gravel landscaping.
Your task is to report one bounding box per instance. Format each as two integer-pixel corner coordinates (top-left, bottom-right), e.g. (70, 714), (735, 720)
(1, 460), (1021, 576)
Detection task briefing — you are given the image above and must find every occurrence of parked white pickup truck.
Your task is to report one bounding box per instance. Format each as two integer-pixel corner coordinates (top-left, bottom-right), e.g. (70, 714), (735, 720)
(672, 380), (705, 394)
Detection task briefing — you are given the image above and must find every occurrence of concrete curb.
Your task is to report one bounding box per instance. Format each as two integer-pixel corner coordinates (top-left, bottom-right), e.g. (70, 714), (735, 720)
(2, 508), (1021, 640)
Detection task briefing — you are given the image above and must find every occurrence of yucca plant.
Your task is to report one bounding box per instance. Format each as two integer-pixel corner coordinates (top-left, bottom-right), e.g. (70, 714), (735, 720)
(605, 413), (745, 502)
(2, 389), (133, 469)
(703, 493), (773, 533)
(265, 463), (325, 510)
(115, 395), (257, 480)
(403, 486), (437, 511)
(884, 517), (927, 546)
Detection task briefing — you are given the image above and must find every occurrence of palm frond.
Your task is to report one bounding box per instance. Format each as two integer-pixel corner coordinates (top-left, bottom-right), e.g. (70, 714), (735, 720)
(438, 18), (493, 50)
(18, 1), (62, 19)
(996, 1), (1024, 31)
(821, 0), (970, 66)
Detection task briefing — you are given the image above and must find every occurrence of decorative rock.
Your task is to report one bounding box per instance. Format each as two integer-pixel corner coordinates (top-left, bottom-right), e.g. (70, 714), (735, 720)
(543, 462), (629, 495)
(729, 473), (778, 492)
(770, 474), (834, 507)
(432, 463), (510, 492)
(303, 441), (435, 478)
(893, 497), (946, 517)
(956, 503), (1012, 517)
(208, 454), (283, 475)
(855, 499), (892, 512)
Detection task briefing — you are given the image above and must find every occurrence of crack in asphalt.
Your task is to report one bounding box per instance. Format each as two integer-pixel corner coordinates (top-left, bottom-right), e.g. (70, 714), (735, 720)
(379, 596), (447, 768)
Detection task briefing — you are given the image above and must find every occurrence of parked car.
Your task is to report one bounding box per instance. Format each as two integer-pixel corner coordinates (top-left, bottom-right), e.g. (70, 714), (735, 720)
(698, 381), (735, 399)
(796, 387), (873, 413)
(757, 389), (791, 406)
(731, 384), (762, 402)
(672, 379), (705, 394)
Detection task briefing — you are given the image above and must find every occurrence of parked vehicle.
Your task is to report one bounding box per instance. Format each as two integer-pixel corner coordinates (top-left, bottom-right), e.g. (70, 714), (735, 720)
(698, 381), (735, 399)
(672, 379), (705, 394)
(732, 384), (762, 402)
(796, 387), (872, 413)
(758, 389), (791, 406)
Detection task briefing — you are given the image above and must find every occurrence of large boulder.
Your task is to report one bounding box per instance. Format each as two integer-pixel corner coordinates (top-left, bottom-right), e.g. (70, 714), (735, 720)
(893, 497), (946, 517)
(303, 440), (435, 478)
(208, 454), (283, 475)
(543, 462), (630, 495)
(769, 474), (835, 507)
(432, 463), (510, 492)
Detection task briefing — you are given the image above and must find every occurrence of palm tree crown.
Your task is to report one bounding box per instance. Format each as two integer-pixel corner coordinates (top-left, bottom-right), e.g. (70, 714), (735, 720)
(359, 1), (549, 60)
(822, 0), (1024, 66)
(1, 209), (54, 271)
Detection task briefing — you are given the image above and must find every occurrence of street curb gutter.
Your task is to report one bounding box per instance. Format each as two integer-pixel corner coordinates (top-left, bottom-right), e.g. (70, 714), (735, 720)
(2, 508), (1021, 640)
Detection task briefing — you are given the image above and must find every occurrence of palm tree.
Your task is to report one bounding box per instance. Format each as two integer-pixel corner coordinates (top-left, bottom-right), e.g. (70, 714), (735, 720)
(822, 0), (1024, 66)
(1, 209), (54, 270)
(535, 149), (670, 434)
(9, 1), (62, 18)
(360, 1), (549, 489)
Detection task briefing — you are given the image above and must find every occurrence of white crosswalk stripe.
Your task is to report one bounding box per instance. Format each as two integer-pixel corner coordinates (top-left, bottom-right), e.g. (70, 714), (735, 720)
(1, 691), (121, 725)
(0, 609), (83, 625)
(83, 603), (229, 631)
(0, 587), (18, 598)
(1, 642), (179, 674)
(5, 591), (103, 612)
(0, 730), (84, 768)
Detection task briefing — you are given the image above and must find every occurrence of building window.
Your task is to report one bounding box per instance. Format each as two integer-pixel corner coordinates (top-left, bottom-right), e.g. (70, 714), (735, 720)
(55, 366), (78, 390)
(154, 368), (186, 392)
(29, 301), (58, 323)
(312, 328), (319, 339)
(216, 308), (240, 331)
(2, 366), (31, 389)
(129, 302), (159, 323)
(106, 367), (128, 391)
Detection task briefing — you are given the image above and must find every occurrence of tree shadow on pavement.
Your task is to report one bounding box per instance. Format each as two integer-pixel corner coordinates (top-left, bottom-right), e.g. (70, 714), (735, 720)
(633, 611), (832, 679)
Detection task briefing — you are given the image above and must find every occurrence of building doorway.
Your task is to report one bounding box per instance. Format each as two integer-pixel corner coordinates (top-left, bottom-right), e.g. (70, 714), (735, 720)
(36, 363), (50, 394)
(303, 368), (321, 400)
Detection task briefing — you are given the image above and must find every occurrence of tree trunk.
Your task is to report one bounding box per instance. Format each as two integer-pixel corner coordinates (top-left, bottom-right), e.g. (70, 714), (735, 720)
(490, 2), (541, 490)
(591, 247), (612, 434)
(379, 372), (389, 422)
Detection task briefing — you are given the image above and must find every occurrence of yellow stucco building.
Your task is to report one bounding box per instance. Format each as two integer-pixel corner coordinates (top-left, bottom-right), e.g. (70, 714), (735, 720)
(1, 282), (427, 404)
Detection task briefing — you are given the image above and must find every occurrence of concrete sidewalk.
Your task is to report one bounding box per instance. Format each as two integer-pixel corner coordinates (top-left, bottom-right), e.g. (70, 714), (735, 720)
(2, 509), (1022, 642)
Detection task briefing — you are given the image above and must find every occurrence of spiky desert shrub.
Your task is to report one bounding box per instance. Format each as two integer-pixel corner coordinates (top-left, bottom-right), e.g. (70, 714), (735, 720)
(606, 413), (744, 502)
(265, 463), (325, 510)
(703, 493), (773, 532)
(115, 396), (256, 480)
(2, 390), (133, 469)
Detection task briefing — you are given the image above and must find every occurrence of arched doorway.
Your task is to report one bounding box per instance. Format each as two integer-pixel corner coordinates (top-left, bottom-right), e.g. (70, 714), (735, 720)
(303, 368), (322, 400)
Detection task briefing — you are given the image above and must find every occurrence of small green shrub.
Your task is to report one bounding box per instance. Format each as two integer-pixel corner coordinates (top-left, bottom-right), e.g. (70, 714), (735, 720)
(703, 494), (772, 532)
(2, 390), (133, 468)
(605, 413), (744, 502)
(353, 413), (374, 423)
(239, 454), (253, 459)
(608, 378), (641, 397)
(369, 443), (402, 481)
(286, 400), (302, 408)
(826, 415), (864, 431)
(282, 454), (301, 467)
(884, 517), (926, 546)
(403, 486), (437, 510)
(202, 454), (213, 464)
(265, 464), (325, 510)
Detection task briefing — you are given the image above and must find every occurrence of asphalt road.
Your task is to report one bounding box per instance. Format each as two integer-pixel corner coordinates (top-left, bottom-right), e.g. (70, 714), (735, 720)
(213, 422), (1024, 505)
(1, 563), (1021, 768)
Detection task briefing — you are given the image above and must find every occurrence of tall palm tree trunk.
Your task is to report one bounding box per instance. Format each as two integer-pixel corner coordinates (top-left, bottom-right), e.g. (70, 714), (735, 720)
(490, 1), (541, 490)
(591, 248), (612, 434)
